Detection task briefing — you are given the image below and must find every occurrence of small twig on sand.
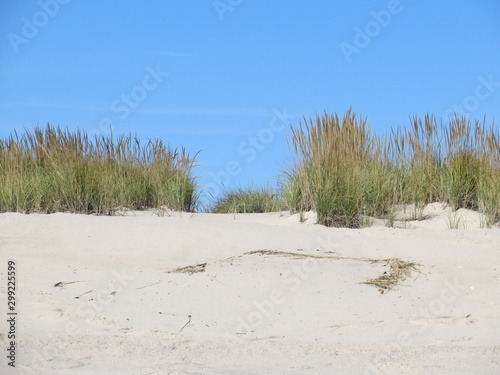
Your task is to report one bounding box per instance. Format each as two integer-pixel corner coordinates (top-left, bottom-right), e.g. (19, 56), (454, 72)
(178, 315), (192, 334)
(74, 290), (93, 299)
(53, 280), (86, 287)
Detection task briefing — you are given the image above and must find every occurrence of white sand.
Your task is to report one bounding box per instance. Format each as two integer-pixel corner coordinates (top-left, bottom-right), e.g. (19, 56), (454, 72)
(1, 203), (499, 374)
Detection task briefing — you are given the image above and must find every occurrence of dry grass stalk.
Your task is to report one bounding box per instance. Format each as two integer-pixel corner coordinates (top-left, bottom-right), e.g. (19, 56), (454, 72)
(360, 258), (422, 291)
(245, 250), (422, 292)
(168, 263), (207, 274)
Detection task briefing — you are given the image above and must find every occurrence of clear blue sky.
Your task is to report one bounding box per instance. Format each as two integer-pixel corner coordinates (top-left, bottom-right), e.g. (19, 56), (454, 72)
(1, 1), (499, 208)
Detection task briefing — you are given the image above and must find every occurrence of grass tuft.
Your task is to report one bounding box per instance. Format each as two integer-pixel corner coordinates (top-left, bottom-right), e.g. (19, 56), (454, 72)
(285, 110), (500, 228)
(211, 186), (286, 214)
(0, 124), (199, 214)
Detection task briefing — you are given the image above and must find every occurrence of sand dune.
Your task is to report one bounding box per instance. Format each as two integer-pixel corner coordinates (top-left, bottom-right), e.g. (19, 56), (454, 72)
(1, 204), (499, 374)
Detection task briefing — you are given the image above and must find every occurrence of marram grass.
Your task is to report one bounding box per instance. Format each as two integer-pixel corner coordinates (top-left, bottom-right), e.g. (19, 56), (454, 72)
(285, 110), (500, 228)
(211, 186), (286, 214)
(0, 125), (199, 214)
(2, 115), (499, 227)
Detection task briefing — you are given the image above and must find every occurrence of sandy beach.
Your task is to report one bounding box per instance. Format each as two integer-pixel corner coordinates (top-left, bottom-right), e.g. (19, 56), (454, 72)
(1, 203), (499, 374)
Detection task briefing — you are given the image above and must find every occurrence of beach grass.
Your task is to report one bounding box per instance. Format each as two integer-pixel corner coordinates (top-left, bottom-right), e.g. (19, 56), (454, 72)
(285, 110), (500, 228)
(211, 186), (286, 213)
(1, 115), (498, 226)
(0, 125), (199, 214)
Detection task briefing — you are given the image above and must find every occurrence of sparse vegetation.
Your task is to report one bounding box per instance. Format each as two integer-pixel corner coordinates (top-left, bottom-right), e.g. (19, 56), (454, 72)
(211, 186), (286, 214)
(0, 125), (199, 214)
(447, 210), (464, 230)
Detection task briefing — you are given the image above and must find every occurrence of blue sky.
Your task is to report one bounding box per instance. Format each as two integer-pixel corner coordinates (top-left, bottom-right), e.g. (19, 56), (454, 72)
(1, 1), (500, 208)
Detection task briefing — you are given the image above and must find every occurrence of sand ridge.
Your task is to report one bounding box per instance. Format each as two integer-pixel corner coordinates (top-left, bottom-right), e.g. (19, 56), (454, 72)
(1, 205), (499, 374)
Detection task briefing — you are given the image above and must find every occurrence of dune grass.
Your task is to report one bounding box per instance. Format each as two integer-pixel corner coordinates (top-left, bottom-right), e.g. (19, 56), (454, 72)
(285, 110), (500, 228)
(211, 186), (287, 214)
(2, 116), (498, 225)
(0, 125), (199, 214)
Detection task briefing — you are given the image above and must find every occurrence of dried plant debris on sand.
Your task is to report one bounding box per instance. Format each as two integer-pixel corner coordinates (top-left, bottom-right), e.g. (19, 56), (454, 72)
(246, 250), (423, 293)
(168, 263), (207, 274)
(167, 250), (422, 293)
(360, 258), (422, 293)
(246, 249), (376, 262)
